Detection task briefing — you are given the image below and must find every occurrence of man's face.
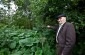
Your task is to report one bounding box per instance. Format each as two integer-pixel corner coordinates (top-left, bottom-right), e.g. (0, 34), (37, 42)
(57, 17), (66, 24)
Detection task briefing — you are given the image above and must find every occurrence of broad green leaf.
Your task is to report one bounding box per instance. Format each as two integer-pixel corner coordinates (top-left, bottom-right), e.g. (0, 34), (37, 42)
(11, 51), (22, 55)
(19, 38), (34, 47)
(35, 50), (42, 55)
(9, 42), (16, 49)
(33, 38), (40, 43)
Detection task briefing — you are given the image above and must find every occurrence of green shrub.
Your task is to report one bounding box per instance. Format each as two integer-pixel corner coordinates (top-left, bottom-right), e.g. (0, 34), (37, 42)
(0, 25), (54, 55)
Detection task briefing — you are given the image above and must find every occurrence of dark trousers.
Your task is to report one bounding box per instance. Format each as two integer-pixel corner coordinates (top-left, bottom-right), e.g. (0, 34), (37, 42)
(56, 44), (72, 55)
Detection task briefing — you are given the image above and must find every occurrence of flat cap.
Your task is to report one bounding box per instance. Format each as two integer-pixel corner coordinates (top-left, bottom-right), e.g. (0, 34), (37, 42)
(55, 13), (66, 19)
(56, 13), (66, 19)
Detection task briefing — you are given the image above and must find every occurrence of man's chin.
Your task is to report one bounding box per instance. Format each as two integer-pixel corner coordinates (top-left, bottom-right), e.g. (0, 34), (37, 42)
(59, 23), (62, 24)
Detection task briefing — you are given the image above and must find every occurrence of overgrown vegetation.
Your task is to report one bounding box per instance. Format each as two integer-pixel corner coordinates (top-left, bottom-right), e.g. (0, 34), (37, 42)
(0, 24), (55, 55)
(0, 0), (85, 55)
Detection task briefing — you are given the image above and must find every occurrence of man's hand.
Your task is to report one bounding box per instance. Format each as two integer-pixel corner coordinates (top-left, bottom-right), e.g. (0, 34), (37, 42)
(47, 25), (51, 28)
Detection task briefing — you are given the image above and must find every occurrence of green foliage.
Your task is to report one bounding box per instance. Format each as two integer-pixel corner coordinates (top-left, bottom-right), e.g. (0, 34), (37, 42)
(0, 0), (85, 55)
(0, 25), (54, 55)
(0, 25), (40, 55)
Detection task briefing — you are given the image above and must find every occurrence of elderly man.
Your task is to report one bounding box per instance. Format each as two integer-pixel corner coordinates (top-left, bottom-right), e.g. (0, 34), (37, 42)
(47, 14), (76, 55)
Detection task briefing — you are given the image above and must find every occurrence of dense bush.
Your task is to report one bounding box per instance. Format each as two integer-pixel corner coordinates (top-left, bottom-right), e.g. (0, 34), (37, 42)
(0, 25), (55, 55)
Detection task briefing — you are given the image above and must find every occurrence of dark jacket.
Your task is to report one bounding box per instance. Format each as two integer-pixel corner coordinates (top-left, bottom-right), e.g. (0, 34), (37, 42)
(50, 22), (76, 55)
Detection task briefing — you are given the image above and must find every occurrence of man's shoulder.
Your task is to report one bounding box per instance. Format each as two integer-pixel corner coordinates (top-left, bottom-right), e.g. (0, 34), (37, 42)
(65, 22), (73, 25)
(65, 22), (74, 28)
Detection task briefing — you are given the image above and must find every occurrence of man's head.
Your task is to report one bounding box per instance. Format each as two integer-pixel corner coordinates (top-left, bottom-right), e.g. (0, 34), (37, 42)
(56, 14), (66, 24)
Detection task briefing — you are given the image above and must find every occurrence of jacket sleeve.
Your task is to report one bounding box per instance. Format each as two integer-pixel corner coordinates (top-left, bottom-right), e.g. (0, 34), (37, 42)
(48, 25), (58, 31)
(62, 23), (76, 55)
